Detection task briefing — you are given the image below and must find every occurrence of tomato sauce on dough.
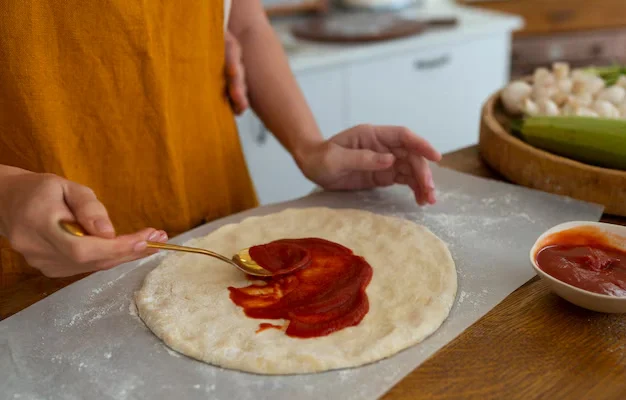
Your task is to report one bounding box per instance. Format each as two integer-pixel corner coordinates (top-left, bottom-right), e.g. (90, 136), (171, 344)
(228, 238), (373, 338)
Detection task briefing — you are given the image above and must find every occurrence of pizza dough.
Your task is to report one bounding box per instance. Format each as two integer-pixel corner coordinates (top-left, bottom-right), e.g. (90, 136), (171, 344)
(135, 207), (457, 374)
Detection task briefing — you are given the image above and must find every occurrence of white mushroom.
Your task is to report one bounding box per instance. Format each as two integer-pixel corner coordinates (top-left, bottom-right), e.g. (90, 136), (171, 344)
(562, 93), (593, 113)
(571, 70), (605, 95)
(592, 99), (621, 118)
(559, 79), (573, 93)
(532, 83), (557, 101)
(533, 67), (555, 86)
(536, 98), (560, 116)
(588, 76), (606, 94)
(571, 79), (587, 95)
(522, 98), (540, 116)
(552, 91), (570, 107)
(550, 78), (574, 106)
(573, 92), (594, 107)
(596, 86), (626, 105)
(556, 78), (573, 94)
(552, 62), (570, 80)
(561, 98), (598, 117)
(576, 77), (605, 95)
(574, 107), (599, 118)
(501, 80), (532, 115)
(571, 69), (595, 81)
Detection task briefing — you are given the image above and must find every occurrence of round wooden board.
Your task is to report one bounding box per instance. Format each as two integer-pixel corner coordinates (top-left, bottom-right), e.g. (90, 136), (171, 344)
(291, 14), (426, 43)
(478, 91), (626, 217)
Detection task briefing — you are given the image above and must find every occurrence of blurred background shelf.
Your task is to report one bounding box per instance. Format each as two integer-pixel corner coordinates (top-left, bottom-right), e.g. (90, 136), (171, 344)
(457, 0), (626, 77)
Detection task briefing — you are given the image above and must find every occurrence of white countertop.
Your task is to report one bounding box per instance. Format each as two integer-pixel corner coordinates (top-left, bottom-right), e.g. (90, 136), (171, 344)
(271, 3), (524, 73)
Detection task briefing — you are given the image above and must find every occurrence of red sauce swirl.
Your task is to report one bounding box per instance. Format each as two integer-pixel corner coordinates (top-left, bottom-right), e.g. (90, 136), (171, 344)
(228, 238), (373, 338)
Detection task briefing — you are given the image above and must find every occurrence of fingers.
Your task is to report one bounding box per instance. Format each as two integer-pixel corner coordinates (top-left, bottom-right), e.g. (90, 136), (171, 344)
(50, 225), (168, 273)
(96, 229), (170, 270)
(66, 228), (151, 263)
(225, 32), (248, 114)
(229, 77), (248, 115)
(57, 180), (170, 270)
(374, 126), (442, 162)
(412, 157), (429, 206)
(148, 230), (169, 243)
(393, 154), (437, 205)
(7, 173), (171, 278)
(424, 168), (436, 204)
(409, 156), (436, 206)
(63, 182), (115, 239)
(339, 149), (395, 172)
(225, 31), (242, 78)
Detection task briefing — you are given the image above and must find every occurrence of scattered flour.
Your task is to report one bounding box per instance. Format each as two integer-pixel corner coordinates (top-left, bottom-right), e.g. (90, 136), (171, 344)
(65, 301), (120, 328)
(164, 346), (182, 358)
(88, 268), (135, 298)
(481, 197), (496, 206)
(338, 369), (355, 382)
(128, 301), (140, 319)
(457, 291), (468, 304)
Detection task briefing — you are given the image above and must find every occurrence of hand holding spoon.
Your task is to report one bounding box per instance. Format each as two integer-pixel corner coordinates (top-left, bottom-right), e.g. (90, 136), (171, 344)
(59, 221), (274, 277)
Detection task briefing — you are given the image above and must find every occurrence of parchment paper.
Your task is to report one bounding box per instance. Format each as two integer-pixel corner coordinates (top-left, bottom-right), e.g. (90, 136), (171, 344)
(0, 166), (603, 400)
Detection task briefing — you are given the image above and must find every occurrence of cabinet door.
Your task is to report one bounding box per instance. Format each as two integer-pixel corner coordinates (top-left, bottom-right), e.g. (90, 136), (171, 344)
(346, 35), (511, 154)
(298, 67), (348, 138)
(236, 67), (346, 205)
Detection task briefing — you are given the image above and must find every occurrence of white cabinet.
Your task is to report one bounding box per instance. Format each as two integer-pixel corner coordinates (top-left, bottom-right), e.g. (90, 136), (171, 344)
(236, 67), (346, 205)
(345, 35), (511, 154)
(297, 67), (348, 138)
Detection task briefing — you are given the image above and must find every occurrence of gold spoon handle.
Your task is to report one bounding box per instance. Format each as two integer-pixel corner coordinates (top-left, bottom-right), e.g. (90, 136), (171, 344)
(142, 241), (237, 265)
(59, 221), (238, 267)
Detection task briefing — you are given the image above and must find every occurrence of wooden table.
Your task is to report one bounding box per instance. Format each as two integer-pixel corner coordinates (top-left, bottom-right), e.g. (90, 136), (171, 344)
(1, 145), (625, 399)
(383, 146), (626, 400)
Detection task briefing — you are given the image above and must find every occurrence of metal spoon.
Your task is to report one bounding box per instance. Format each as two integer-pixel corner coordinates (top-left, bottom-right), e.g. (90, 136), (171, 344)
(59, 221), (272, 277)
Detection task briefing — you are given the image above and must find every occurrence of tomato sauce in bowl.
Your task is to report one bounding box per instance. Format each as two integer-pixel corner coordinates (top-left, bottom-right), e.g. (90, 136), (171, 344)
(530, 222), (626, 313)
(535, 243), (626, 297)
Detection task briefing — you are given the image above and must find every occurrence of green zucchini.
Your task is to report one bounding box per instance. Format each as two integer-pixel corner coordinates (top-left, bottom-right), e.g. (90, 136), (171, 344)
(516, 116), (626, 170)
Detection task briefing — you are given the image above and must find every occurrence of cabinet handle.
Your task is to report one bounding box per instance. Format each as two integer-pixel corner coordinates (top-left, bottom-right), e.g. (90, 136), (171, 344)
(414, 54), (450, 70)
(256, 121), (268, 145)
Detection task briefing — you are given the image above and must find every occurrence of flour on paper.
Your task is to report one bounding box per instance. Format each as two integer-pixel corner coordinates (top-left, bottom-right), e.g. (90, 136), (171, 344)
(135, 207), (457, 375)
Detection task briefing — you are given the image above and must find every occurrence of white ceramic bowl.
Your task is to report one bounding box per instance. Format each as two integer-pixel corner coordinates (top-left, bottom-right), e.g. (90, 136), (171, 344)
(530, 221), (626, 313)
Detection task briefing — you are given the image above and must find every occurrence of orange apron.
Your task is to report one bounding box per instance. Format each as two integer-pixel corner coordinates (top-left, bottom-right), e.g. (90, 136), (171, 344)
(0, 1), (258, 289)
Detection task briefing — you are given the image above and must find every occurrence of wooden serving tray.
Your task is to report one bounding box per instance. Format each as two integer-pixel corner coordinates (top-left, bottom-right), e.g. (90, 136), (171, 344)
(291, 14), (457, 44)
(478, 91), (626, 217)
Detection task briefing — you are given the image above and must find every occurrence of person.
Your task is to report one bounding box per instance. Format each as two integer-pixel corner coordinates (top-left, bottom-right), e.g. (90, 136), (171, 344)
(0, 0), (441, 288)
